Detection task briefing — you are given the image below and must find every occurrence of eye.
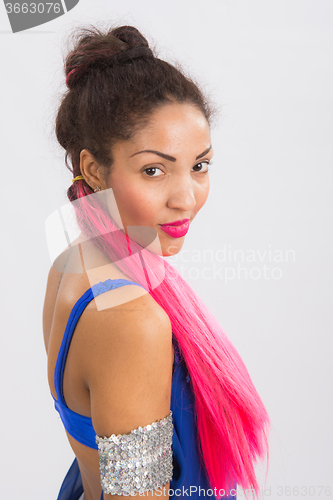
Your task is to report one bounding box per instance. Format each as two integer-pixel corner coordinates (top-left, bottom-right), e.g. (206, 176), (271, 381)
(192, 160), (213, 173)
(143, 166), (164, 177)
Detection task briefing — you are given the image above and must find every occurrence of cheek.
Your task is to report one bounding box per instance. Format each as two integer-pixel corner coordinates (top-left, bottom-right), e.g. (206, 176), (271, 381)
(114, 184), (158, 225)
(194, 178), (210, 214)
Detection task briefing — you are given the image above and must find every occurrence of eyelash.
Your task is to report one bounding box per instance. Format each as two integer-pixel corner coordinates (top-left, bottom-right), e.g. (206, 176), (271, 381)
(143, 160), (213, 178)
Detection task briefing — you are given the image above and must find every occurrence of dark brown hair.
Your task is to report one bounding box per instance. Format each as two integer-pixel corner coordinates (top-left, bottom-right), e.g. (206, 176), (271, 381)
(55, 24), (215, 201)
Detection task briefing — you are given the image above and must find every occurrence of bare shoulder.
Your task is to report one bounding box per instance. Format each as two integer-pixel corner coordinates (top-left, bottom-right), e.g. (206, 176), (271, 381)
(82, 289), (172, 363)
(80, 290), (173, 436)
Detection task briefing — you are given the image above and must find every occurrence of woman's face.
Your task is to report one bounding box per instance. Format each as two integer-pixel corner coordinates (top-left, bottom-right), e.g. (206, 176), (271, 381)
(103, 102), (213, 257)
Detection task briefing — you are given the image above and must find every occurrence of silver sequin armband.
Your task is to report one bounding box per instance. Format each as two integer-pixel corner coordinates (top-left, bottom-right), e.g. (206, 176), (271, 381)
(95, 411), (173, 495)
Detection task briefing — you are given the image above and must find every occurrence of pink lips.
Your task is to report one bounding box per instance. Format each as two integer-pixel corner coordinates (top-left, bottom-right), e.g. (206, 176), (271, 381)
(159, 218), (190, 238)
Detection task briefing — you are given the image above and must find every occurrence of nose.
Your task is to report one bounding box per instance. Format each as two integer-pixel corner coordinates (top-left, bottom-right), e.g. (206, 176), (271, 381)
(166, 174), (196, 212)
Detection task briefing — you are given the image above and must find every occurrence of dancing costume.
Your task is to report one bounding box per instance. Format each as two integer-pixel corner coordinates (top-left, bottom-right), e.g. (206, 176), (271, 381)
(52, 278), (237, 499)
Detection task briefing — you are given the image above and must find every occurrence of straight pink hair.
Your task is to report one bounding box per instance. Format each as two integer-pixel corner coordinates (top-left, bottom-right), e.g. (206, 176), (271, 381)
(70, 186), (270, 498)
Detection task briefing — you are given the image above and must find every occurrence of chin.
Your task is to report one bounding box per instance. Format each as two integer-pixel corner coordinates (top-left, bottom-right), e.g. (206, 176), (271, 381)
(161, 240), (184, 257)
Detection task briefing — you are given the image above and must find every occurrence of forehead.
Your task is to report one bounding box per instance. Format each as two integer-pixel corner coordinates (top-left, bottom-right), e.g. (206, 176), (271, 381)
(114, 102), (211, 158)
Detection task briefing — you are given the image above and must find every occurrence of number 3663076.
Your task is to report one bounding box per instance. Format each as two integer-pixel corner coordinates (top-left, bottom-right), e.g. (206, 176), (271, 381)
(5, 3), (61, 14)
(277, 486), (331, 496)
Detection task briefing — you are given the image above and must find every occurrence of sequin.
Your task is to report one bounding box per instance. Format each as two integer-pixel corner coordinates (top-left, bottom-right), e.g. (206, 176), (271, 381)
(95, 411), (173, 495)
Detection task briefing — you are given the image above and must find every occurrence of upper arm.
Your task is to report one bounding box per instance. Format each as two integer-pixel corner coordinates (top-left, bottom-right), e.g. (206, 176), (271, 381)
(84, 295), (173, 497)
(85, 293), (173, 437)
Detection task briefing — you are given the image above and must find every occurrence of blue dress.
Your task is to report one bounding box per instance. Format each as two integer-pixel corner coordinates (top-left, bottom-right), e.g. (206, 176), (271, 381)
(52, 279), (237, 500)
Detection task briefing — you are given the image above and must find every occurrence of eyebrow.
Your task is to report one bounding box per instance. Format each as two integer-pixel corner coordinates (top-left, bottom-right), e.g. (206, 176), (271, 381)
(129, 145), (212, 162)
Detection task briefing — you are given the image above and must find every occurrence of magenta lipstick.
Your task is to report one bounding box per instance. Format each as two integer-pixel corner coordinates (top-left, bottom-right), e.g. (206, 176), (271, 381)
(159, 219), (190, 238)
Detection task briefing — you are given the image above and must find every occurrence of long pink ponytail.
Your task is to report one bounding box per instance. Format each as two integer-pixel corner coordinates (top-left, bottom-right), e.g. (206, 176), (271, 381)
(69, 185), (270, 498)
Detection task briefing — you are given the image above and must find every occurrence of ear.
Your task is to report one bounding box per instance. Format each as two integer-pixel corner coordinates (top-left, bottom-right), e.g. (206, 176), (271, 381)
(79, 149), (108, 190)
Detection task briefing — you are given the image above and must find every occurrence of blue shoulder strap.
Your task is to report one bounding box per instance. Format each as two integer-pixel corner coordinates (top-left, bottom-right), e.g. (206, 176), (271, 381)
(54, 278), (147, 405)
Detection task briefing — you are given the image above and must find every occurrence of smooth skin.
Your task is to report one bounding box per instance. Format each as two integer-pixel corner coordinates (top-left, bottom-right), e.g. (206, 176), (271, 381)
(80, 102), (213, 257)
(43, 102), (213, 500)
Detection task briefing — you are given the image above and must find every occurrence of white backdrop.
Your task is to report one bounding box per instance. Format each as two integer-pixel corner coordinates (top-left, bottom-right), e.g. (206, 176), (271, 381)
(0, 1), (332, 499)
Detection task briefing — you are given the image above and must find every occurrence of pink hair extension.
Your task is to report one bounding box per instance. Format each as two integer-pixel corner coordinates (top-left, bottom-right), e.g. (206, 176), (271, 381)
(71, 185), (270, 498)
(65, 68), (77, 87)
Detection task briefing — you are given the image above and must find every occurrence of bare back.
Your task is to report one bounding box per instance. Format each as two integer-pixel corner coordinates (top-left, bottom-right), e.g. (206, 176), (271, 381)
(43, 236), (174, 499)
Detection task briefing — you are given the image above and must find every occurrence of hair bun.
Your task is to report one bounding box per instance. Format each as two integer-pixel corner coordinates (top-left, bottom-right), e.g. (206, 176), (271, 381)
(111, 25), (150, 49)
(116, 45), (154, 63)
(65, 25), (153, 88)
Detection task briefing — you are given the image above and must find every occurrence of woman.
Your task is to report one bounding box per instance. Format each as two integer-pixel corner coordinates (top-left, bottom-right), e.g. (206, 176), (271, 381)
(43, 24), (269, 500)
